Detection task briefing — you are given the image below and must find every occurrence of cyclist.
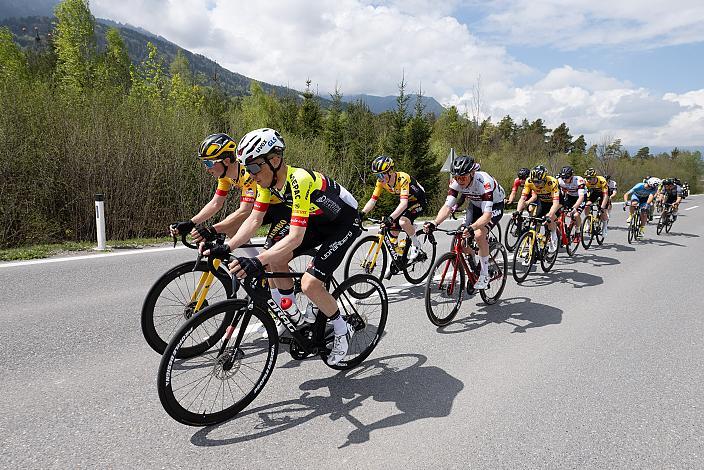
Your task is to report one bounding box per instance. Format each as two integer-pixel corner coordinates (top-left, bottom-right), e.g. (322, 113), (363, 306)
(211, 128), (361, 365)
(557, 165), (587, 235)
(624, 177), (660, 236)
(360, 155), (427, 262)
(661, 179), (683, 221)
(423, 155), (505, 289)
(506, 167), (531, 205)
(516, 165), (561, 252)
(170, 133), (260, 256)
(583, 168), (611, 237)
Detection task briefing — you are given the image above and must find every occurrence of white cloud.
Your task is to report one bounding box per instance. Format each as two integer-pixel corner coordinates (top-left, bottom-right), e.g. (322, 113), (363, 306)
(479, 0), (704, 49)
(89, 1), (704, 146)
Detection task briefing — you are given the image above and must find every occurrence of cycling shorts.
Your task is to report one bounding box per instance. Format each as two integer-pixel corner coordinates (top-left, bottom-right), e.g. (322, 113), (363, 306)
(465, 202), (504, 230)
(561, 194), (585, 213)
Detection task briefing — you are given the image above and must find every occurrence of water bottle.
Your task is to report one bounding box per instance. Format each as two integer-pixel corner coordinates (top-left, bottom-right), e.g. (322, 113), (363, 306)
(396, 237), (406, 254)
(280, 297), (302, 325)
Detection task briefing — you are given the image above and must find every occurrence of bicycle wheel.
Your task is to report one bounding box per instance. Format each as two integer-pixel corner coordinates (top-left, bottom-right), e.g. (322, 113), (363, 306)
(157, 299), (277, 426)
(580, 216), (594, 249)
(504, 216), (522, 252)
(665, 214), (674, 233)
(490, 221), (502, 246)
(595, 219), (604, 245)
(324, 274), (388, 370)
(512, 231), (536, 283)
(480, 240), (507, 305)
(343, 235), (387, 288)
(540, 230), (559, 272)
(565, 221), (580, 256)
(402, 229), (436, 284)
(142, 260), (234, 356)
(425, 252), (465, 326)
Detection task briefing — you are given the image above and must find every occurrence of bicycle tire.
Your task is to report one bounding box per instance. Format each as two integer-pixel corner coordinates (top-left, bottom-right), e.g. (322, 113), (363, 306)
(565, 221), (580, 256)
(512, 231), (536, 283)
(343, 235), (387, 293)
(665, 215), (674, 233)
(490, 221), (502, 246)
(402, 229), (436, 284)
(580, 216), (594, 249)
(540, 229), (559, 272)
(425, 252), (465, 326)
(324, 274), (388, 370)
(157, 299), (277, 426)
(504, 216), (521, 252)
(480, 240), (507, 305)
(142, 260), (234, 356)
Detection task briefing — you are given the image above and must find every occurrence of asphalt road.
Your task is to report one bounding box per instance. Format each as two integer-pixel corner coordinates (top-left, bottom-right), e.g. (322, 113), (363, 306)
(1, 196), (703, 469)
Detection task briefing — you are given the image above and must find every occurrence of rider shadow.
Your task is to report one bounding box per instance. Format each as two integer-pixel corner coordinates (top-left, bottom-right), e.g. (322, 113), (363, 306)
(575, 252), (620, 267)
(663, 231), (699, 238)
(520, 268), (603, 289)
(589, 242), (636, 253)
(190, 353), (464, 448)
(436, 296), (562, 335)
(386, 283), (426, 304)
(643, 238), (685, 247)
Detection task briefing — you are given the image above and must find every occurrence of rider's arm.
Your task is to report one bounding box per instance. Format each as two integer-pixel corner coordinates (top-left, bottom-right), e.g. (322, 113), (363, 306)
(389, 175), (411, 220)
(191, 178), (231, 224)
(574, 178), (587, 207)
(435, 181), (462, 226)
(507, 189), (517, 204)
(226, 209), (265, 250)
(600, 191), (609, 210)
(547, 183), (560, 218)
(361, 181), (384, 214)
(212, 201), (254, 237)
(516, 185), (531, 212)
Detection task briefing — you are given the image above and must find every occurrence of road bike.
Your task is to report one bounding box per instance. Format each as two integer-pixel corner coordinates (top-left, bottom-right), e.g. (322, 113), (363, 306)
(580, 204), (605, 249)
(141, 232), (311, 355)
(625, 204), (644, 244)
(555, 209), (580, 256)
(504, 203), (537, 252)
(157, 253), (388, 426)
(511, 216), (559, 283)
(656, 203), (676, 235)
(424, 227), (508, 326)
(343, 217), (436, 285)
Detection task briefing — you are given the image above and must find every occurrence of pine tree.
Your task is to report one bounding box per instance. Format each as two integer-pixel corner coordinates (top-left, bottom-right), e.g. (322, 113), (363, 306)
(385, 75), (409, 161)
(549, 122), (573, 154)
(298, 79), (322, 138)
(324, 86), (344, 160)
(405, 91), (439, 197)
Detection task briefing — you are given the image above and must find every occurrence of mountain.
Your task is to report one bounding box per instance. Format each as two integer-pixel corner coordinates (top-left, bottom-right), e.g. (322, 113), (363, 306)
(343, 93), (445, 116)
(0, 0), (59, 19)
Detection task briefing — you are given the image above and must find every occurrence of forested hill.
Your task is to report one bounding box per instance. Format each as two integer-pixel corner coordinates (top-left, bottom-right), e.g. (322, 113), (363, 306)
(0, 15), (307, 100)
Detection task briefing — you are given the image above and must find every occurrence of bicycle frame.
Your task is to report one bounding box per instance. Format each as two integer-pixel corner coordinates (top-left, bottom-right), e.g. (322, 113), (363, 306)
(362, 220), (409, 269)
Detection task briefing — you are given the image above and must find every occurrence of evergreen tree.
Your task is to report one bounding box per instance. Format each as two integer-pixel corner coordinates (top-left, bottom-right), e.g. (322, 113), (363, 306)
(549, 122), (573, 154)
(571, 135), (587, 154)
(279, 94), (299, 134)
(298, 79), (322, 138)
(497, 115), (516, 144)
(635, 146), (650, 159)
(324, 86), (344, 160)
(53, 0), (96, 91)
(405, 92), (439, 197)
(385, 75), (409, 161)
(344, 99), (377, 198)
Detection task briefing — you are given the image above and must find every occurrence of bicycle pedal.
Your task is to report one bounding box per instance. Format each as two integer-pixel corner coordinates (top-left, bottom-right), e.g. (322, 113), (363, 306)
(278, 336), (292, 344)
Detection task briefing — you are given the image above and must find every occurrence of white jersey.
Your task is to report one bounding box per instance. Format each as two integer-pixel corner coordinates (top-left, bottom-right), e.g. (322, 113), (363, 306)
(558, 176), (587, 197)
(608, 180), (617, 193)
(445, 171), (505, 213)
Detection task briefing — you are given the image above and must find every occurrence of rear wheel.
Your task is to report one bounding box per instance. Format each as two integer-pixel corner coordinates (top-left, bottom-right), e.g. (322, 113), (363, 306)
(157, 299), (277, 426)
(540, 231), (559, 272)
(425, 252), (465, 326)
(565, 220), (580, 256)
(512, 231), (536, 283)
(324, 274), (388, 370)
(480, 240), (507, 305)
(402, 229), (436, 284)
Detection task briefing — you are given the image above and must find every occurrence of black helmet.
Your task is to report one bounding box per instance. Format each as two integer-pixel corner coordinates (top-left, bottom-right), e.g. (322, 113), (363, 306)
(530, 165), (548, 181)
(673, 177), (682, 185)
(198, 133), (237, 161)
(559, 165), (574, 179)
(451, 155), (480, 176)
(605, 174), (611, 181)
(517, 167), (530, 180)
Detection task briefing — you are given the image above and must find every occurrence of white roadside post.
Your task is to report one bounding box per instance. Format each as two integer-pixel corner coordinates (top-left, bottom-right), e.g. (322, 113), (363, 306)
(95, 193), (107, 251)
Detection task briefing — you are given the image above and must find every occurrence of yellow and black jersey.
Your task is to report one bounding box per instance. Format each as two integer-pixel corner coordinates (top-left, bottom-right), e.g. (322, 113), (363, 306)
(215, 167), (257, 203)
(521, 175), (560, 203)
(371, 171), (425, 204)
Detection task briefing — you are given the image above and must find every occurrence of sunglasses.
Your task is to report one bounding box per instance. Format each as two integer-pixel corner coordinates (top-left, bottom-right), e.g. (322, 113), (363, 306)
(374, 172), (387, 180)
(202, 159), (223, 169)
(246, 160), (266, 175)
(533, 179), (546, 185)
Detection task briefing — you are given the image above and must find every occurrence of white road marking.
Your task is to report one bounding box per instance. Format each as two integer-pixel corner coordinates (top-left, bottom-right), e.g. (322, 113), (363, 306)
(685, 205), (699, 211)
(0, 237), (267, 268)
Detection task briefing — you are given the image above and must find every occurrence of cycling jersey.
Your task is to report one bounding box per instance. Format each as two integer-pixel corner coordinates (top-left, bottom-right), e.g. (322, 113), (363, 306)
(521, 176), (560, 203)
(662, 185), (683, 203)
(585, 176), (608, 194)
(558, 176), (587, 197)
(627, 182), (657, 199)
(511, 177), (526, 193)
(608, 180), (617, 195)
(215, 167), (257, 203)
(371, 171), (426, 205)
(254, 166), (357, 227)
(445, 171), (505, 213)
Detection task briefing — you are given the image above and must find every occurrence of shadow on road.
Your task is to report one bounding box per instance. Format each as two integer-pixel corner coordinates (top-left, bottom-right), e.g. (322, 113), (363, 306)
(190, 353), (463, 448)
(658, 231), (699, 238)
(518, 267), (603, 289)
(642, 237), (686, 247)
(436, 296), (562, 335)
(575, 252), (620, 267)
(385, 283), (425, 304)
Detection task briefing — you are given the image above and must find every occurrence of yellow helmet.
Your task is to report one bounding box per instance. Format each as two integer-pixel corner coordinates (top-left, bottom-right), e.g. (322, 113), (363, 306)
(198, 133), (237, 161)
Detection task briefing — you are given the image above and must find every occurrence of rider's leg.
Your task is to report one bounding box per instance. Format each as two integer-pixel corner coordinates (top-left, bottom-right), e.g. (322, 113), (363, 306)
(399, 216), (419, 248)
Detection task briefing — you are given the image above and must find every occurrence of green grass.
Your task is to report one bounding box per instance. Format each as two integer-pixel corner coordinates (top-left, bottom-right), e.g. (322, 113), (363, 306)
(0, 236), (172, 262)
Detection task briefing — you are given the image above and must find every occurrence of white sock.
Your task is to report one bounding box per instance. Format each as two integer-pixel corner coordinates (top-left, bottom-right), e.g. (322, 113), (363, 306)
(480, 255), (489, 276)
(270, 288), (282, 306)
(551, 230), (558, 243)
(331, 311), (348, 336)
(410, 233), (421, 248)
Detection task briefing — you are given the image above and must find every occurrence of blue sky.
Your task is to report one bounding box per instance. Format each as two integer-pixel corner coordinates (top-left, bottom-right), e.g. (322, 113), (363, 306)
(91, 0), (704, 148)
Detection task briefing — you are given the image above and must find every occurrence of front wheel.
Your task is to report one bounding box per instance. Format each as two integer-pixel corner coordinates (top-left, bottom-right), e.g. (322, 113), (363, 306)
(580, 216), (594, 249)
(324, 274), (388, 370)
(504, 216), (522, 252)
(565, 220), (580, 256)
(480, 240), (507, 305)
(512, 231), (536, 283)
(425, 252), (465, 326)
(343, 234), (387, 295)
(402, 229), (436, 284)
(157, 299), (277, 426)
(142, 260), (234, 356)
(540, 230), (559, 272)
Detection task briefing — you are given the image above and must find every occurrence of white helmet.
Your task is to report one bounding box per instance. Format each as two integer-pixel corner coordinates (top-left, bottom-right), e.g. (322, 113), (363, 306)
(648, 177), (662, 187)
(236, 128), (285, 164)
